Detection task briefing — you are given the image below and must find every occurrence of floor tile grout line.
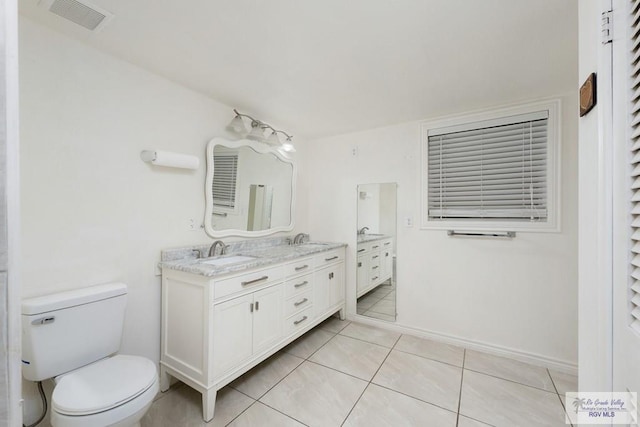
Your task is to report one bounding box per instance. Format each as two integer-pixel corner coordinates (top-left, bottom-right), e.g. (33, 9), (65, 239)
(228, 352), (305, 399)
(463, 367), (559, 394)
(458, 414), (498, 427)
(337, 329), (400, 349)
(392, 347), (465, 369)
(369, 381), (460, 417)
(304, 329), (341, 361)
(340, 335), (399, 426)
(455, 349), (466, 427)
(253, 400), (311, 426)
(224, 399), (259, 426)
(547, 367), (561, 396)
(550, 371), (574, 427)
(305, 359), (380, 383)
(338, 382), (371, 427)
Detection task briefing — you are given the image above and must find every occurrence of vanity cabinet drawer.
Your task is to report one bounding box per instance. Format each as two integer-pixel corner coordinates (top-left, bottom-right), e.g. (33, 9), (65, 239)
(284, 290), (312, 317)
(315, 249), (345, 268)
(284, 274), (313, 298)
(214, 265), (284, 299)
(369, 252), (381, 268)
(356, 242), (372, 254)
(285, 306), (314, 335)
(284, 257), (313, 277)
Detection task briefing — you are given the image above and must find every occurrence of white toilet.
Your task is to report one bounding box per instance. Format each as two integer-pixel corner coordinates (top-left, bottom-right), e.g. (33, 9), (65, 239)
(22, 283), (159, 427)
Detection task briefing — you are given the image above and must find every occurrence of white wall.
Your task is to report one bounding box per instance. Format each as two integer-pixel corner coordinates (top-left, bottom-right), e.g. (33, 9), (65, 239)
(18, 18), (308, 422)
(2, 0), (20, 425)
(305, 94), (579, 369)
(577, 0), (614, 393)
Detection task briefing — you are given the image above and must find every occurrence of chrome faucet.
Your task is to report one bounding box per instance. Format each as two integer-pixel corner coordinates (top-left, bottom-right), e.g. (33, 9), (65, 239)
(293, 233), (309, 245)
(358, 227), (369, 235)
(208, 240), (227, 257)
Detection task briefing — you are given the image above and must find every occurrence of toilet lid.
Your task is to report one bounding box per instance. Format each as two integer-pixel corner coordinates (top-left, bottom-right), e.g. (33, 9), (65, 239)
(52, 355), (157, 416)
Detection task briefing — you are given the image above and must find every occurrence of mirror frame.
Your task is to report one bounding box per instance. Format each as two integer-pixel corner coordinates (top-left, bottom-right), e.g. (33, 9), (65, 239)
(204, 137), (296, 238)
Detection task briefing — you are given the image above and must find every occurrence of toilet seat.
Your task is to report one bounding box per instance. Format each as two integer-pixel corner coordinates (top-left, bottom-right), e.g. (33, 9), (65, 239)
(53, 355), (157, 416)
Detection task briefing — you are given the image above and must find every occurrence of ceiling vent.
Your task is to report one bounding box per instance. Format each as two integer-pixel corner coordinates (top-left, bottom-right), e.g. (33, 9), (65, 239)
(39, 0), (114, 32)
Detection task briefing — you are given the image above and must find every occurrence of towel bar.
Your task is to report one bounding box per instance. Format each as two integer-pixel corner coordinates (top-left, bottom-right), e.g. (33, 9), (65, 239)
(447, 230), (516, 238)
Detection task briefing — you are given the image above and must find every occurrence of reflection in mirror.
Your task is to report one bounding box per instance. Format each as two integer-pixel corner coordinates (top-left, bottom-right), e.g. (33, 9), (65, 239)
(204, 138), (295, 238)
(356, 183), (397, 322)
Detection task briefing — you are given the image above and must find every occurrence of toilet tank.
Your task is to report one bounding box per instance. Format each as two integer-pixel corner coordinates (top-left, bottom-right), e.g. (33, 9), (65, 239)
(22, 283), (128, 381)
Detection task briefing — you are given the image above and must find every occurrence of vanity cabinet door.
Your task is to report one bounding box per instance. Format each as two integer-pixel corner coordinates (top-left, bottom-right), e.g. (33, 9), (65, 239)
(329, 263), (344, 307)
(212, 293), (253, 377)
(381, 249), (392, 282)
(314, 263), (344, 317)
(252, 284), (284, 354)
(357, 255), (369, 295)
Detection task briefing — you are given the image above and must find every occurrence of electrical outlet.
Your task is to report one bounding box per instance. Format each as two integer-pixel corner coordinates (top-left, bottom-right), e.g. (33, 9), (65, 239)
(404, 217), (413, 227)
(351, 145), (358, 157)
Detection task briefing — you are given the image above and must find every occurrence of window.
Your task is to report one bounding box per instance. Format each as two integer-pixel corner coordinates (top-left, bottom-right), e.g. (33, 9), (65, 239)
(421, 100), (560, 232)
(628, 0), (640, 333)
(212, 153), (239, 210)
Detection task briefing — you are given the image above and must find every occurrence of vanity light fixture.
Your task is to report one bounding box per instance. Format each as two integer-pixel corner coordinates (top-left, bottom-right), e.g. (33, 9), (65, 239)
(226, 109), (295, 152)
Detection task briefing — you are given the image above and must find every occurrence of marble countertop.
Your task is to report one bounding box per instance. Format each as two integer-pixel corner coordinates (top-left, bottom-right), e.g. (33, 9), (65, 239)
(159, 241), (346, 278)
(357, 234), (392, 244)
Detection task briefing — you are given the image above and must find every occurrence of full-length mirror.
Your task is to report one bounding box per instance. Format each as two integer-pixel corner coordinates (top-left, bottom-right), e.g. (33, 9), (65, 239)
(204, 137), (295, 238)
(356, 183), (397, 322)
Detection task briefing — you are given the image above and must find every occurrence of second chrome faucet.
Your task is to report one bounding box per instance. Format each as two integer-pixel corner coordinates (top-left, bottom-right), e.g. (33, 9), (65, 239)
(208, 240), (227, 257)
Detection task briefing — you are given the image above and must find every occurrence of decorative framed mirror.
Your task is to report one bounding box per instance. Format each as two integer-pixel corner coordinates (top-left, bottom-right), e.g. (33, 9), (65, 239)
(204, 137), (296, 238)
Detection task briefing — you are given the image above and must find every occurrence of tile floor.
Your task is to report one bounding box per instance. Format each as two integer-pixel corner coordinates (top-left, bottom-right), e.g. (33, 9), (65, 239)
(356, 281), (396, 322)
(142, 318), (577, 427)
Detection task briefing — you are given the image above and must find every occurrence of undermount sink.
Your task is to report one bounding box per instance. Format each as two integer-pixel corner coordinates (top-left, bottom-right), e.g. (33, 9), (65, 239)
(200, 255), (257, 266)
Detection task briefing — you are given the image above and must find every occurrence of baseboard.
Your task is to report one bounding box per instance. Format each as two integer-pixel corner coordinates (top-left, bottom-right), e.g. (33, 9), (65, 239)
(348, 314), (578, 376)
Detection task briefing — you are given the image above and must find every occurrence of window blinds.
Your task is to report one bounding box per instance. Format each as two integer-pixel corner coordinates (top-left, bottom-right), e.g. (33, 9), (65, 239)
(629, 0), (640, 333)
(427, 112), (549, 221)
(212, 154), (239, 208)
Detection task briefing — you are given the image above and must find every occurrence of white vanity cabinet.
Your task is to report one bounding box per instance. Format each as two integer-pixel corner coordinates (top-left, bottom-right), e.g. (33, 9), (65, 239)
(356, 237), (393, 298)
(160, 246), (345, 422)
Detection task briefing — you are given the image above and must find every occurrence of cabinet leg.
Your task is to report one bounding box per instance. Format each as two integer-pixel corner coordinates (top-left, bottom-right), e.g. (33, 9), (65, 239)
(202, 389), (217, 422)
(159, 366), (171, 392)
(339, 307), (346, 320)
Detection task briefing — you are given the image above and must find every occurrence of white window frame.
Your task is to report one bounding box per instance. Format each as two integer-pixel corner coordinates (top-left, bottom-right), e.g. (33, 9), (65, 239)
(420, 98), (561, 232)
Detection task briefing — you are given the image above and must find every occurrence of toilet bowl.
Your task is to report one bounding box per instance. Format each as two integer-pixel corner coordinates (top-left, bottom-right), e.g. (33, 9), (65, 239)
(21, 283), (158, 427)
(50, 355), (158, 427)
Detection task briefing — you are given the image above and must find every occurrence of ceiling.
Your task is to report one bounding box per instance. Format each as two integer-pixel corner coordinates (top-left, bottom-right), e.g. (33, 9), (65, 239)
(19, 0), (578, 140)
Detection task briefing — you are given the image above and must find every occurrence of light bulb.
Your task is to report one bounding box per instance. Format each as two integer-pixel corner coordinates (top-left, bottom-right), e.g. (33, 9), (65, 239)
(281, 138), (296, 152)
(226, 115), (247, 134)
(267, 131), (281, 146)
(247, 122), (266, 141)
